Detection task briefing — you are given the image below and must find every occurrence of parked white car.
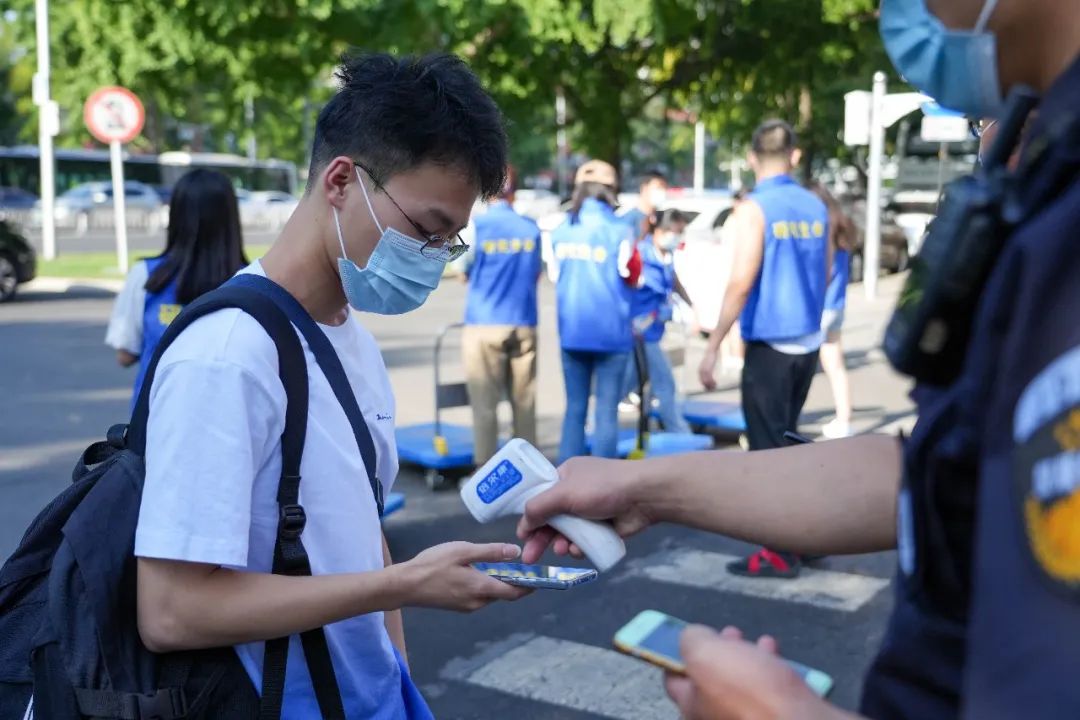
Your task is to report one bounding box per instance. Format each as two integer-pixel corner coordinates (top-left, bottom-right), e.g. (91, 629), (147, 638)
(664, 193), (736, 331)
(236, 190), (298, 230)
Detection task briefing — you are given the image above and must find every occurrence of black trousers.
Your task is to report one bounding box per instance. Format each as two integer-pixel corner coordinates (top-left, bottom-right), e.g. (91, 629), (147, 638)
(741, 341), (817, 451)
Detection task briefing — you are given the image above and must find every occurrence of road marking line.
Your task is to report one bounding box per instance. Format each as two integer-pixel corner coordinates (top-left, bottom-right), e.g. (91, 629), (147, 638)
(622, 549), (890, 612)
(443, 634), (677, 720)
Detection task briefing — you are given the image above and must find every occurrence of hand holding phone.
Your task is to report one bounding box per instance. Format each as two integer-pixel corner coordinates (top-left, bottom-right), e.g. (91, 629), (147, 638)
(613, 610), (834, 698)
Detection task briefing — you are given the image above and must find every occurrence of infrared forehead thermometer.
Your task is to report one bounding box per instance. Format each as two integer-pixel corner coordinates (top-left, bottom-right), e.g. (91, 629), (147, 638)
(460, 439), (627, 572)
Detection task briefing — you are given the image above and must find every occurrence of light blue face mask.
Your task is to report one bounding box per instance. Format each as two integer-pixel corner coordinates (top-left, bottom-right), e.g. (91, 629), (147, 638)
(880, 0), (1003, 118)
(334, 167), (450, 315)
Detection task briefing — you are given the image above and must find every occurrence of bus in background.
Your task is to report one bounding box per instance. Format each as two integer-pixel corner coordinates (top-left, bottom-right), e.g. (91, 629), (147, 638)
(0, 147), (297, 199)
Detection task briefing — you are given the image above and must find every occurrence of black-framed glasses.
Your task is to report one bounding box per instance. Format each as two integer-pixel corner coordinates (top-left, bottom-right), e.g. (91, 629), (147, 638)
(354, 162), (469, 261)
(969, 118), (998, 140)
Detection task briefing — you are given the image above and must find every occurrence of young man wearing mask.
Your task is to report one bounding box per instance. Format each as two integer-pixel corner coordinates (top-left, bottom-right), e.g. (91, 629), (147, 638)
(132, 53), (529, 718)
(516, 0), (1080, 717)
(621, 170), (669, 237)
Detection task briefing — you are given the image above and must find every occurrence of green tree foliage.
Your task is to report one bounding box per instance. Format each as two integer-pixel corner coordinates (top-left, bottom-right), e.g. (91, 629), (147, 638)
(0, 0), (896, 181)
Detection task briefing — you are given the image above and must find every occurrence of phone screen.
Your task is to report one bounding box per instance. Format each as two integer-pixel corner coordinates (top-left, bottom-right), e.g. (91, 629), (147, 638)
(473, 562), (598, 589)
(637, 615), (688, 671)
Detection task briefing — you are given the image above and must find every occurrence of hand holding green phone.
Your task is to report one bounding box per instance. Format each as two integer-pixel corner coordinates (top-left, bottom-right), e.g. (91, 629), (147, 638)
(613, 610), (834, 697)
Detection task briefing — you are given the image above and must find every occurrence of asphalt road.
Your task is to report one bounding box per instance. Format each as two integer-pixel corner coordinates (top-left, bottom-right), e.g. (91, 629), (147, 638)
(0, 274), (916, 718)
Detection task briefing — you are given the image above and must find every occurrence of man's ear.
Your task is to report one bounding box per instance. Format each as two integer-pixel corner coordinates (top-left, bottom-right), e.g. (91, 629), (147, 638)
(322, 156), (355, 210)
(790, 148), (803, 168)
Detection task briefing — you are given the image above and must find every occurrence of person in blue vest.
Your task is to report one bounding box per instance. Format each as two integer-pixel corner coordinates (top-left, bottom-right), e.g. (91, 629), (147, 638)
(462, 166), (543, 465)
(698, 119), (829, 578)
(106, 168), (248, 408)
(620, 169), (669, 237)
(518, 1), (1080, 717)
(624, 208), (695, 433)
(810, 181), (857, 440)
(553, 159), (641, 461)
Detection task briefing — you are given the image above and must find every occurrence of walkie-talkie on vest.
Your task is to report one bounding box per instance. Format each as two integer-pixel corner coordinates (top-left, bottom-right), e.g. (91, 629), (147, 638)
(883, 86), (1040, 385)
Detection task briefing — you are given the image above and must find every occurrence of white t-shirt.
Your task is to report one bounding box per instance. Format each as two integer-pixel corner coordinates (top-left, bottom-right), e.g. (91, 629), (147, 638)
(105, 260), (150, 354)
(134, 262), (407, 719)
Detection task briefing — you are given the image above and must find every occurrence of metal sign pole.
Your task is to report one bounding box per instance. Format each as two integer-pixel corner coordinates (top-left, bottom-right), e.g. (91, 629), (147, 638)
(865, 72), (887, 300)
(34, 0), (57, 261)
(109, 141), (129, 273)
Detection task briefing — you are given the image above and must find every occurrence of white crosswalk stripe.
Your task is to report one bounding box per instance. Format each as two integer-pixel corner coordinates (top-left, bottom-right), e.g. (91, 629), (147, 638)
(443, 634), (677, 720)
(620, 549), (891, 613)
(438, 547), (891, 717)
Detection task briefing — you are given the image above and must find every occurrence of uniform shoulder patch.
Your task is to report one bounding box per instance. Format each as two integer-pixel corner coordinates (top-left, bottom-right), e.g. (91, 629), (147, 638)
(1014, 344), (1080, 593)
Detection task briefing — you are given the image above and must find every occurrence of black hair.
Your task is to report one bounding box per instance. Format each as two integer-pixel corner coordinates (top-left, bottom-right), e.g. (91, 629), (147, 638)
(569, 181), (619, 224)
(307, 52), (508, 198)
(145, 169), (247, 305)
(641, 208), (690, 242)
(639, 169), (668, 188)
(751, 119), (798, 160)
(497, 165), (517, 201)
(807, 181), (855, 253)
(732, 188), (750, 202)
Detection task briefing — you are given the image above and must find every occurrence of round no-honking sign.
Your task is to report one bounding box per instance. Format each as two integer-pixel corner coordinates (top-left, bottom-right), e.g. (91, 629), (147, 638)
(84, 86), (145, 144)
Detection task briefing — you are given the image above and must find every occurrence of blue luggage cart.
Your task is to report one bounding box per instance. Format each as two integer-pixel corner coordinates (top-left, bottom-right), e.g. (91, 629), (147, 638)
(394, 323), (476, 489)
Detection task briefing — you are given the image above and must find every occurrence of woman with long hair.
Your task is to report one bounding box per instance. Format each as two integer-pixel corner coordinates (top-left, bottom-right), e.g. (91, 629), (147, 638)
(106, 169), (248, 406)
(808, 181), (856, 438)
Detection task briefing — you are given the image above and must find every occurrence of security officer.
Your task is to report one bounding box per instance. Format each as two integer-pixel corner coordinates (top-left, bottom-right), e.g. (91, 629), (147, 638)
(462, 167), (543, 465)
(516, 0), (1080, 717)
(552, 160), (641, 462)
(698, 118), (830, 579)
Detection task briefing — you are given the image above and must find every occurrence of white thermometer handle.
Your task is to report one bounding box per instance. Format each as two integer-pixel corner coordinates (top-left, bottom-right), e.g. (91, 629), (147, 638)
(548, 514), (626, 572)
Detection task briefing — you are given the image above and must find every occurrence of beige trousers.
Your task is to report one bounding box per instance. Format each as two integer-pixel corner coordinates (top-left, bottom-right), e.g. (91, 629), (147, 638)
(462, 325), (538, 465)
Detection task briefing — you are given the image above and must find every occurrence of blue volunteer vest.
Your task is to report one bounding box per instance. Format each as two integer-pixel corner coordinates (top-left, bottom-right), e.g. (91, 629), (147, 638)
(740, 175), (828, 342)
(553, 198), (634, 353)
(464, 201), (542, 327)
(132, 256), (182, 405)
(630, 239), (676, 343)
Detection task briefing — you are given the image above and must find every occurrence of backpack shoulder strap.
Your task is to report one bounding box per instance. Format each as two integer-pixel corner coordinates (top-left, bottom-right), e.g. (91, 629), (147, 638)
(124, 285), (345, 720)
(227, 273), (385, 516)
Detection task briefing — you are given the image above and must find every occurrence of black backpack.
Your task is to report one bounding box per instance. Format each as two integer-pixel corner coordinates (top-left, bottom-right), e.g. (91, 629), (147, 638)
(0, 274), (385, 719)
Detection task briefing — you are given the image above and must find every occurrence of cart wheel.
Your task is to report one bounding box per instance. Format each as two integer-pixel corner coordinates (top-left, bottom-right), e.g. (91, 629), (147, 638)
(424, 468), (451, 491)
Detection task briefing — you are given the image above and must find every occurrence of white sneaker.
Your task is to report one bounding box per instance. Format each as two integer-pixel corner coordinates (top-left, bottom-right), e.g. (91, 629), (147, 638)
(822, 418), (853, 439)
(618, 393), (642, 414)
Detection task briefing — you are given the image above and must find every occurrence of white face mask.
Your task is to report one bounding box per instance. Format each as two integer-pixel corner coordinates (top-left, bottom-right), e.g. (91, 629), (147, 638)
(657, 233), (682, 252)
(648, 187), (668, 207)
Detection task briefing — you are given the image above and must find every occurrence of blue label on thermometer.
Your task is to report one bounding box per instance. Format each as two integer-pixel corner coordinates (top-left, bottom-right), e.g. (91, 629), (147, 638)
(476, 460), (523, 504)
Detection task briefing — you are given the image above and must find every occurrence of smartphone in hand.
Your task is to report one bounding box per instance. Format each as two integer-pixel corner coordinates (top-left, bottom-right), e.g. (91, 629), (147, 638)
(474, 562), (599, 590)
(613, 610), (835, 698)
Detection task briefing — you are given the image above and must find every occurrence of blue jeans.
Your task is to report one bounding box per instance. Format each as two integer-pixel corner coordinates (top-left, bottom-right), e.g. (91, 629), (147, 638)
(623, 341), (691, 434)
(560, 349), (629, 462)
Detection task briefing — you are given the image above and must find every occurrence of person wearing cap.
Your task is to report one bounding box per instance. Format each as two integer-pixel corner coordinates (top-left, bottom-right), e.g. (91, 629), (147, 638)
(461, 167), (543, 466)
(552, 160), (642, 461)
(698, 119), (830, 579)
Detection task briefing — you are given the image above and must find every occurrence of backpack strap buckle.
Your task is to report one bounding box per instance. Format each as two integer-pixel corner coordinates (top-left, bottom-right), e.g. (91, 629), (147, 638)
(135, 688), (188, 720)
(279, 503), (307, 540)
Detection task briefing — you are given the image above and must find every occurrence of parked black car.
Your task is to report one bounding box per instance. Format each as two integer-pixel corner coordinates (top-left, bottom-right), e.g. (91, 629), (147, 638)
(0, 219), (37, 302)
